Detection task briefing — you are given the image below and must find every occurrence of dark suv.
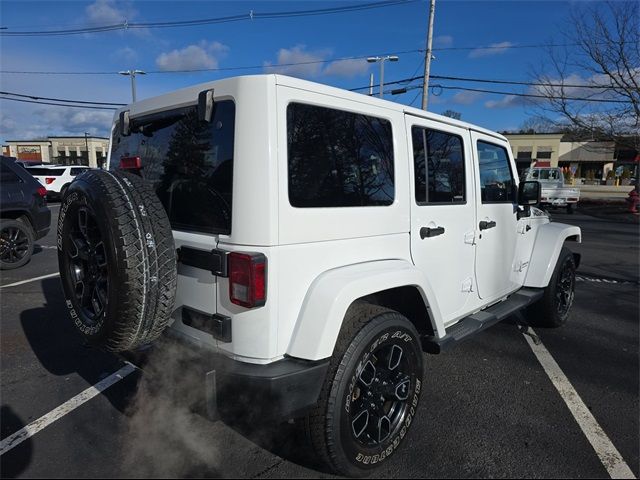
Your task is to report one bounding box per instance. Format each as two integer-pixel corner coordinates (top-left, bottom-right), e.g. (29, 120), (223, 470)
(1, 156), (51, 269)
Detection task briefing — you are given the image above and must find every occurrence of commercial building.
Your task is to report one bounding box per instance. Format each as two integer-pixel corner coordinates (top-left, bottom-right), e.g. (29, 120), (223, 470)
(2, 136), (109, 169)
(504, 133), (637, 182)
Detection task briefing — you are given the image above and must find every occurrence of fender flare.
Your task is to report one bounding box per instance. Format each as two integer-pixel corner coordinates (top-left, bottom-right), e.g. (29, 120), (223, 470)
(524, 222), (581, 288)
(286, 259), (444, 361)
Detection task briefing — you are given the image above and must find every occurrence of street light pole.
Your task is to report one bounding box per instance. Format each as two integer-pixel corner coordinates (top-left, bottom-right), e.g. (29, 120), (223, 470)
(84, 132), (89, 167)
(367, 55), (399, 98)
(118, 69), (146, 102)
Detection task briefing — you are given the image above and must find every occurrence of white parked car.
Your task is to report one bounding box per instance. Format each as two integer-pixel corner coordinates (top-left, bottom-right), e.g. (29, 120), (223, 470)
(57, 75), (581, 477)
(523, 167), (580, 213)
(26, 165), (91, 199)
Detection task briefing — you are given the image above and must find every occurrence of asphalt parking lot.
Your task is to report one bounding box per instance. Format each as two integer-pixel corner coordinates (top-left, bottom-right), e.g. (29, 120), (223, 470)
(1, 204), (638, 479)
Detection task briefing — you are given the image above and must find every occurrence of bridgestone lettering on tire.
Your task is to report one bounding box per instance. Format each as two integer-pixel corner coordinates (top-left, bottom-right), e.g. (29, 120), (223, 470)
(57, 170), (177, 352)
(302, 303), (424, 477)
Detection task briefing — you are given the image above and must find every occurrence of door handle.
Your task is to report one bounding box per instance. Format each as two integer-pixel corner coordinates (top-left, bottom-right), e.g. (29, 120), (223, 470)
(479, 220), (497, 230)
(420, 226), (445, 239)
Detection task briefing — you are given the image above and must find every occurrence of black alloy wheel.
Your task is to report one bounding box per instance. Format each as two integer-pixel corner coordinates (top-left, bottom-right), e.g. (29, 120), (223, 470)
(0, 219), (35, 269)
(303, 304), (424, 477)
(63, 206), (109, 324)
(555, 259), (575, 316)
(349, 342), (414, 447)
(525, 246), (576, 328)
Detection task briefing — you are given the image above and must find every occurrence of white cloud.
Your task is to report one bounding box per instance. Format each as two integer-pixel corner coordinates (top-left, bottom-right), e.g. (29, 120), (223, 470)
(0, 106), (113, 141)
(263, 45), (328, 78)
(85, 0), (134, 25)
(263, 45), (371, 79)
(451, 90), (483, 105)
(434, 35), (454, 48)
(111, 46), (138, 63)
(155, 41), (229, 71)
(469, 41), (515, 59)
(484, 95), (521, 109)
(323, 58), (369, 78)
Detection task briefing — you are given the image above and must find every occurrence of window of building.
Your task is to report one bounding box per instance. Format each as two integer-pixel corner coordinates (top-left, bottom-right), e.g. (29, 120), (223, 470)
(477, 141), (515, 203)
(412, 126), (465, 204)
(536, 147), (552, 160)
(516, 149), (532, 160)
(287, 103), (394, 208)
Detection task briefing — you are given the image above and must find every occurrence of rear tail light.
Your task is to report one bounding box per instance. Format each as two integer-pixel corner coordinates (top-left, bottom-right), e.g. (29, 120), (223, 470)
(36, 187), (47, 197)
(45, 177), (55, 184)
(228, 252), (266, 308)
(120, 156), (142, 170)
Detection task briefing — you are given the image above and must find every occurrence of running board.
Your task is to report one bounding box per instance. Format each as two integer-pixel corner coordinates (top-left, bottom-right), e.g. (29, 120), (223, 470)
(422, 288), (544, 354)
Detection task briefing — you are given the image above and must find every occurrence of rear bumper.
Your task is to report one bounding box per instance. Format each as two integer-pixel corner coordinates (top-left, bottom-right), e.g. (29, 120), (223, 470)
(122, 328), (330, 422)
(204, 352), (329, 422)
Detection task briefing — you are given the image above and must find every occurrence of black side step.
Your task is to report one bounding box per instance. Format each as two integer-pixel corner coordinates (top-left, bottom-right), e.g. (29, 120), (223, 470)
(422, 288), (544, 354)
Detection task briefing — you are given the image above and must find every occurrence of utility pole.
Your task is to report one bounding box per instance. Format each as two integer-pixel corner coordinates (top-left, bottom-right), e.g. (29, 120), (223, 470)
(421, 0), (436, 110)
(118, 69), (146, 103)
(367, 55), (399, 98)
(369, 73), (374, 96)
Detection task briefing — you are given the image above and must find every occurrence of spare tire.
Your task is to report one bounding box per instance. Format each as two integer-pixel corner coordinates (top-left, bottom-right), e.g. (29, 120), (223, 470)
(57, 170), (177, 352)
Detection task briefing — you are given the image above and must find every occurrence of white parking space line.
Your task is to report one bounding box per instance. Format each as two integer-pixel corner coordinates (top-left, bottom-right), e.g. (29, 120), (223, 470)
(0, 272), (60, 289)
(523, 329), (635, 479)
(0, 363), (136, 456)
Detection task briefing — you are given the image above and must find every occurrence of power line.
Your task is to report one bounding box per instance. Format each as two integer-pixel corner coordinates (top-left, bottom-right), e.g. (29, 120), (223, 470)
(0, 96), (118, 110)
(350, 74), (619, 92)
(0, 0), (416, 36)
(0, 91), (125, 106)
(430, 74), (614, 90)
(387, 83), (629, 104)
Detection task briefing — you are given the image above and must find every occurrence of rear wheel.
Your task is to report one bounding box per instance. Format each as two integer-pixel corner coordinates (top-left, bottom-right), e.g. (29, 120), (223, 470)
(525, 247), (576, 328)
(301, 304), (424, 477)
(0, 219), (35, 269)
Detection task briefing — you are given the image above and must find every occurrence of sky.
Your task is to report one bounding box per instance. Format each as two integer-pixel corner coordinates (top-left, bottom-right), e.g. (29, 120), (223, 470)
(0, 0), (611, 144)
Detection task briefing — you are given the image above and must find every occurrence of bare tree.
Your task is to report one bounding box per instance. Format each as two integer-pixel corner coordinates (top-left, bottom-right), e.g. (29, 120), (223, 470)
(531, 1), (639, 151)
(441, 110), (462, 120)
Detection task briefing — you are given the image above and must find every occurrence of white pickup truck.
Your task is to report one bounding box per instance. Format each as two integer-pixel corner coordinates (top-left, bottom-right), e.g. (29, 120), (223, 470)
(524, 167), (580, 213)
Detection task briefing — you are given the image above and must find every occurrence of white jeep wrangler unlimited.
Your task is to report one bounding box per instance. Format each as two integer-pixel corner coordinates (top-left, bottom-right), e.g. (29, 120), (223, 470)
(57, 74), (581, 476)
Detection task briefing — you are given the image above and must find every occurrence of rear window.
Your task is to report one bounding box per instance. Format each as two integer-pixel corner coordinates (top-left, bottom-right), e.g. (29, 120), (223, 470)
(70, 168), (89, 176)
(27, 168), (63, 176)
(110, 101), (235, 235)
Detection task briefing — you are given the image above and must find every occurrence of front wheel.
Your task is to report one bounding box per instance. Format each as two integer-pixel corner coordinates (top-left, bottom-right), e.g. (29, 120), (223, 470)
(525, 247), (576, 328)
(302, 304), (424, 477)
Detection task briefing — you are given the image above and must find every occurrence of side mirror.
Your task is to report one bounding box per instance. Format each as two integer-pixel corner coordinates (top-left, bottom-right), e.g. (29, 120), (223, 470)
(198, 89), (215, 123)
(119, 111), (130, 137)
(518, 181), (540, 206)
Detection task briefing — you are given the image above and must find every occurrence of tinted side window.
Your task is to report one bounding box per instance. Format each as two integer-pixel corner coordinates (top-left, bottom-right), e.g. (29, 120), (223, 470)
(27, 168), (63, 176)
(412, 126), (465, 204)
(110, 101), (235, 235)
(477, 141), (515, 203)
(1, 162), (21, 184)
(70, 168), (89, 176)
(287, 103), (394, 208)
